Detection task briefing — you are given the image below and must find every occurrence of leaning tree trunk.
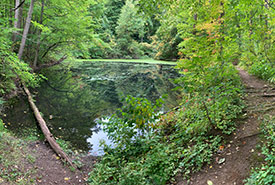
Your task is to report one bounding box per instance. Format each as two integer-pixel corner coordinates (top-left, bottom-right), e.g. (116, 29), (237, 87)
(18, 0), (35, 60)
(23, 84), (75, 168)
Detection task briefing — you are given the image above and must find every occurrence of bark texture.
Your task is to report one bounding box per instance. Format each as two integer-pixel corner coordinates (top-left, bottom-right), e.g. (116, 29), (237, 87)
(18, 0), (35, 60)
(12, 0), (20, 42)
(33, 0), (45, 68)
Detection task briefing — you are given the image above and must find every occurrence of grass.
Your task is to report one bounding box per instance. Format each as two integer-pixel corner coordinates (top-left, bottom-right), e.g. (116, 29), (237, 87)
(0, 131), (37, 184)
(65, 58), (177, 65)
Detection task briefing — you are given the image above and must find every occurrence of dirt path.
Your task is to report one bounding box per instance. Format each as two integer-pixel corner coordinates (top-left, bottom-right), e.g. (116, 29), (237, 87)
(27, 141), (96, 185)
(177, 68), (275, 185)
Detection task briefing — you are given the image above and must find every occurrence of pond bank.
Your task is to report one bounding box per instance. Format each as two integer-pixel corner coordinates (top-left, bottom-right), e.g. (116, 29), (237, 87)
(2, 60), (180, 155)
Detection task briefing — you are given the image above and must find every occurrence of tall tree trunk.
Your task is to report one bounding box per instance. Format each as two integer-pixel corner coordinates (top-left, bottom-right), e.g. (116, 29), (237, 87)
(12, 0), (20, 42)
(33, 0), (45, 69)
(18, 0), (35, 60)
(18, 1), (23, 29)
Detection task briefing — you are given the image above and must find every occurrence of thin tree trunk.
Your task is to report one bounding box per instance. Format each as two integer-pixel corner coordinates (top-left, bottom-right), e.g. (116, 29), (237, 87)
(18, 0), (35, 60)
(12, 0), (20, 42)
(18, 1), (23, 29)
(33, 0), (45, 69)
(23, 84), (75, 168)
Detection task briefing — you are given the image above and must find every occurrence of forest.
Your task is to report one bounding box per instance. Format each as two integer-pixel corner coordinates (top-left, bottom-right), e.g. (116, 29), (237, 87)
(0, 0), (274, 184)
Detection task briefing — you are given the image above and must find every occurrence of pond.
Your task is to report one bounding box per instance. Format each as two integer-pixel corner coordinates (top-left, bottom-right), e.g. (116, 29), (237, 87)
(3, 60), (180, 155)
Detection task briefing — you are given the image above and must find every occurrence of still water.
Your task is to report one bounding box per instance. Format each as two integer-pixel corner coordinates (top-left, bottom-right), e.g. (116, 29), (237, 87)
(3, 60), (180, 155)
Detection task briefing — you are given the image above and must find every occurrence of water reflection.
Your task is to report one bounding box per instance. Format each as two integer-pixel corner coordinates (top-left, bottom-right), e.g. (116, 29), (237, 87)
(4, 61), (180, 153)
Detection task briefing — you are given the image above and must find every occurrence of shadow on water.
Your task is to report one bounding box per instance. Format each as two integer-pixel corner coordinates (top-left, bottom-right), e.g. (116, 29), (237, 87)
(3, 61), (181, 154)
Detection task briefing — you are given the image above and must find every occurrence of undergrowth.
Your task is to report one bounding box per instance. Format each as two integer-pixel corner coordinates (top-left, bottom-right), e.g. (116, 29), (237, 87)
(245, 115), (275, 185)
(249, 62), (275, 83)
(88, 64), (244, 184)
(0, 120), (37, 184)
(239, 60), (275, 84)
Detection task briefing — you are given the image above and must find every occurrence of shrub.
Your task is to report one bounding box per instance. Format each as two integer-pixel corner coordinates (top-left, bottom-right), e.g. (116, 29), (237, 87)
(245, 116), (275, 185)
(101, 95), (163, 146)
(175, 63), (244, 134)
(249, 61), (275, 83)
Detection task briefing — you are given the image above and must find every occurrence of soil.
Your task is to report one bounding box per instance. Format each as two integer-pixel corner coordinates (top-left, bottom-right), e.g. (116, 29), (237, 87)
(176, 67), (275, 185)
(27, 141), (97, 185)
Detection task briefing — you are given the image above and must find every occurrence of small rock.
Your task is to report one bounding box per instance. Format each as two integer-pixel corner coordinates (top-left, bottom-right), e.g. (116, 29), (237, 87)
(218, 158), (226, 164)
(207, 180), (213, 185)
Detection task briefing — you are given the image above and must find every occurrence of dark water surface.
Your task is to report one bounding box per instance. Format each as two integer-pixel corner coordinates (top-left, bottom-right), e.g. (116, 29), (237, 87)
(3, 61), (180, 155)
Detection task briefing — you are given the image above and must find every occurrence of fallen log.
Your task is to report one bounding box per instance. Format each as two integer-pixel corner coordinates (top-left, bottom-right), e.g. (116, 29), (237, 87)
(22, 84), (75, 168)
(262, 93), (275, 97)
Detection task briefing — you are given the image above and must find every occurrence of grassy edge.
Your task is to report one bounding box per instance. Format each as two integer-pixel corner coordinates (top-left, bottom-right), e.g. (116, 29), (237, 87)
(65, 58), (177, 65)
(244, 115), (275, 185)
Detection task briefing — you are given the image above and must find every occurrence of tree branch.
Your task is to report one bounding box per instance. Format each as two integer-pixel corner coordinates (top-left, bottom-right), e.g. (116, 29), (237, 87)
(34, 55), (67, 71)
(10, 0), (25, 12)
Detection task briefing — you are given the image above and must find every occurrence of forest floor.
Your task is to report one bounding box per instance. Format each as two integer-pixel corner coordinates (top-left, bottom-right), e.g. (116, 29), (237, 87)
(177, 68), (275, 185)
(26, 141), (96, 185)
(0, 137), (96, 185)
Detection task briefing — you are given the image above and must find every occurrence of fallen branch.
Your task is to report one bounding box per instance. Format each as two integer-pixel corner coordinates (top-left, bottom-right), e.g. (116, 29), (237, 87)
(238, 132), (261, 140)
(261, 93), (275, 97)
(22, 84), (76, 168)
(10, 0), (25, 12)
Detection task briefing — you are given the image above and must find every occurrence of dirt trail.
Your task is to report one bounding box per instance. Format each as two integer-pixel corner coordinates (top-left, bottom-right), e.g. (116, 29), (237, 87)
(177, 68), (275, 185)
(27, 141), (96, 185)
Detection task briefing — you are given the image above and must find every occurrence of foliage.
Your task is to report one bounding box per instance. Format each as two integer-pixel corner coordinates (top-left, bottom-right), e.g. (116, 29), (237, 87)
(89, 134), (221, 185)
(89, 70), (243, 184)
(249, 61), (275, 83)
(0, 119), (4, 138)
(245, 116), (275, 185)
(0, 16), (41, 95)
(87, 0), (160, 59)
(175, 64), (244, 134)
(101, 95), (163, 146)
(88, 0), (246, 184)
(112, 0), (146, 58)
